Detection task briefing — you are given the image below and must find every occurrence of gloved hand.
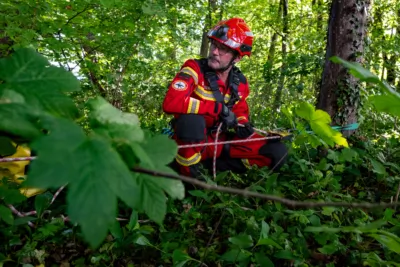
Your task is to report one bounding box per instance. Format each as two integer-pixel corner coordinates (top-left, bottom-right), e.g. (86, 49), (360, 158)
(219, 104), (237, 129)
(236, 122), (254, 138)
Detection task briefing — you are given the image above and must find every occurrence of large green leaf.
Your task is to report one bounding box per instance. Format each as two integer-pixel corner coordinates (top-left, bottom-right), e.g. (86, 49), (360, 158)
(370, 94), (400, 117)
(26, 118), (87, 188)
(87, 97), (144, 144)
(369, 233), (400, 254)
(0, 103), (43, 140)
(0, 48), (80, 119)
(295, 102), (314, 121)
(331, 56), (400, 118)
(66, 136), (133, 248)
(0, 48), (80, 93)
(129, 174), (167, 225)
(295, 102), (348, 148)
(330, 56), (382, 84)
(140, 135), (178, 166)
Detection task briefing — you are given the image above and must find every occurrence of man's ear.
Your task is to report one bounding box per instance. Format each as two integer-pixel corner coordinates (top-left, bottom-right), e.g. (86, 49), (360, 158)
(233, 55), (243, 64)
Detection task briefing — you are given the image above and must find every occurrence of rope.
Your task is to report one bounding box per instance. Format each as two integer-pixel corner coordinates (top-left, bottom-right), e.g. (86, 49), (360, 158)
(0, 156), (36, 163)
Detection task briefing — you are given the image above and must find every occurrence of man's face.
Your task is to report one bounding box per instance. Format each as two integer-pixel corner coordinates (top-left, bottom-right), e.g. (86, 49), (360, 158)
(207, 39), (237, 71)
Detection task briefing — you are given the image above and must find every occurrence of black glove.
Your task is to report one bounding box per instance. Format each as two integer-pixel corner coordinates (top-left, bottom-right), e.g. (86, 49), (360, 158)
(219, 104), (237, 129)
(236, 122), (254, 138)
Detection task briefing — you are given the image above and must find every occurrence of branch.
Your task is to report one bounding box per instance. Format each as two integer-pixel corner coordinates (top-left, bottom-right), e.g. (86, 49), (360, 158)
(133, 167), (400, 209)
(65, 5), (92, 27)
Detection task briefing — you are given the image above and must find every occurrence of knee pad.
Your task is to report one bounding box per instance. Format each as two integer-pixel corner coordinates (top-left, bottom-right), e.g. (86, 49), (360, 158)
(259, 142), (288, 171)
(174, 114), (206, 142)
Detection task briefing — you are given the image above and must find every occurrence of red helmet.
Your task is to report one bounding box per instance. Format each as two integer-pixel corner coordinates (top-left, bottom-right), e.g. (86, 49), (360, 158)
(207, 17), (253, 57)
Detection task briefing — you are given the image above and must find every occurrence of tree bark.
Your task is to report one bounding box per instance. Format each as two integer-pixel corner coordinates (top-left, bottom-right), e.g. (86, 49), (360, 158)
(200, 0), (215, 58)
(272, 0), (288, 113)
(316, 0), (370, 137)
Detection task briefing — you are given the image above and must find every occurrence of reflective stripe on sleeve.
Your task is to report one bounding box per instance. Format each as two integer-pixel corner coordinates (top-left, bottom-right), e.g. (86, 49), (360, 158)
(176, 153), (202, 166)
(180, 67), (198, 84)
(187, 97), (200, 114)
(195, 85), (216, 101)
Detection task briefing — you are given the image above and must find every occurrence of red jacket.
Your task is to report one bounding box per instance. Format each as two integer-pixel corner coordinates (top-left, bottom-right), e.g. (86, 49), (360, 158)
(162, 58), (250, 128)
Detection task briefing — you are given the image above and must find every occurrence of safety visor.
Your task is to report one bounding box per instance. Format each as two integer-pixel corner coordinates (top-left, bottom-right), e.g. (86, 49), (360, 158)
(208, 24), (230, 41)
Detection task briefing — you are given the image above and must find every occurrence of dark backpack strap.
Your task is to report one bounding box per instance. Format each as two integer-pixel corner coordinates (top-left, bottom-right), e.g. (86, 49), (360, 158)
(226, 68), (241, 109)
(204, 71), (224, 103)
(194, 58), (241, 109)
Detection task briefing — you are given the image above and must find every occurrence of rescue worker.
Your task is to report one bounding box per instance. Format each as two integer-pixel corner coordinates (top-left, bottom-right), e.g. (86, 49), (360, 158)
(162, 17), (288, 178)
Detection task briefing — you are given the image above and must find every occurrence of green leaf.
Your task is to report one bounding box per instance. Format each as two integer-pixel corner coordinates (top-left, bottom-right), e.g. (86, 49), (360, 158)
(330, 56), (381, 84)
(128, 210), (138, 231)
(0, 186), (27, 205)
(140, 135), (178, 166)
(0, 136), (16, 157)
(260, 221), (270, 239)
(221, 249), (251, 262)
(295, 102), (314, 121)
(129, 174), (167, 225)
(318, 243), (338, 255)
(87, 97), (144, 144)
(256, 238), (283, 249)
(370, 159), (387, 175)
(0, 204), (14, 225)
(149, 166), (184, 199)
(100, 0), (115, 8)
(173, 249), (193, 267)
(370, 94), (400, 117)
(34, 192), (52, 217)
(0, 104), (42, 140)
(274, 250), (296, 260)
(26, 118), (87, 188)
(188, 190), (212, 202)
(109, 220), (123, 239)
(229, 234), (254, 248)
(65, 136), (134, 248)
(341, 148), (358, 162)
(0, 48), (80, 93)
(254, 253), (274, 267)
(330, 56), (400, 97)
(368, 233), (400, 254)
(308, 215), (321, 226)
(0, 89), (25, 104)
(0, 48), (80, 119)
(133, 234), (150, 246)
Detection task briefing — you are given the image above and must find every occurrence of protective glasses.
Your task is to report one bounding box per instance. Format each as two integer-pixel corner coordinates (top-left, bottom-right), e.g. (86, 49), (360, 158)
(209, 39), (233, 56)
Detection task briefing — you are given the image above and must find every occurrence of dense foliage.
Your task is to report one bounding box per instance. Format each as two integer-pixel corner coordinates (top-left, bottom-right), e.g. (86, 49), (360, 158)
(1, 0), (400, 266)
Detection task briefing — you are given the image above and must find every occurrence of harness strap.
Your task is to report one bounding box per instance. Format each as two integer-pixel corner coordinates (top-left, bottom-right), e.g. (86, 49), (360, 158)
(196, 58), (241, 110)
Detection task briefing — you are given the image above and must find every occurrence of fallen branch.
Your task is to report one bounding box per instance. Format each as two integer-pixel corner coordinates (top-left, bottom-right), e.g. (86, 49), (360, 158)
(133, 167), (400, 209)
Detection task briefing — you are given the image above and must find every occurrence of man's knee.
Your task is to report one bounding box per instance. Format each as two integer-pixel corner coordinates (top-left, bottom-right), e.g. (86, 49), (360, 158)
(259, 141), (288, 171)
(174, 114), (206, 143)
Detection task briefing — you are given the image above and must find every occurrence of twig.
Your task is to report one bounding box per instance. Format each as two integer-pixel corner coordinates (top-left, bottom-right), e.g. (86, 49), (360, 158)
(200, 209), (226, 266)
(395, 180), (400, 211)
(132, 167), (400, 209)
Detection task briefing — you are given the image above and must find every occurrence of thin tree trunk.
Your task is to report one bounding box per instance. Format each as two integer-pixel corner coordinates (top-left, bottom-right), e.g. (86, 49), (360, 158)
(200, 0), (215, 58)
(397, 6), (400, 91)
(272, 0), (288, 113)
(316, 0), (370, 137)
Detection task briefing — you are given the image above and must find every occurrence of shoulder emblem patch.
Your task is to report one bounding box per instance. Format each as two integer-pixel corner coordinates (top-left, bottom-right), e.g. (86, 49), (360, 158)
(172, 80), (188, 91)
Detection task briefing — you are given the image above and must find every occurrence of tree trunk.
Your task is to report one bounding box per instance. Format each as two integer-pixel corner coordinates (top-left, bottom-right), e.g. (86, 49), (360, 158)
(316, 0), (370, 137)
(397, 6), (400, 91)
(200, 0), (215, 58)
(272, 0), (288, 113)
